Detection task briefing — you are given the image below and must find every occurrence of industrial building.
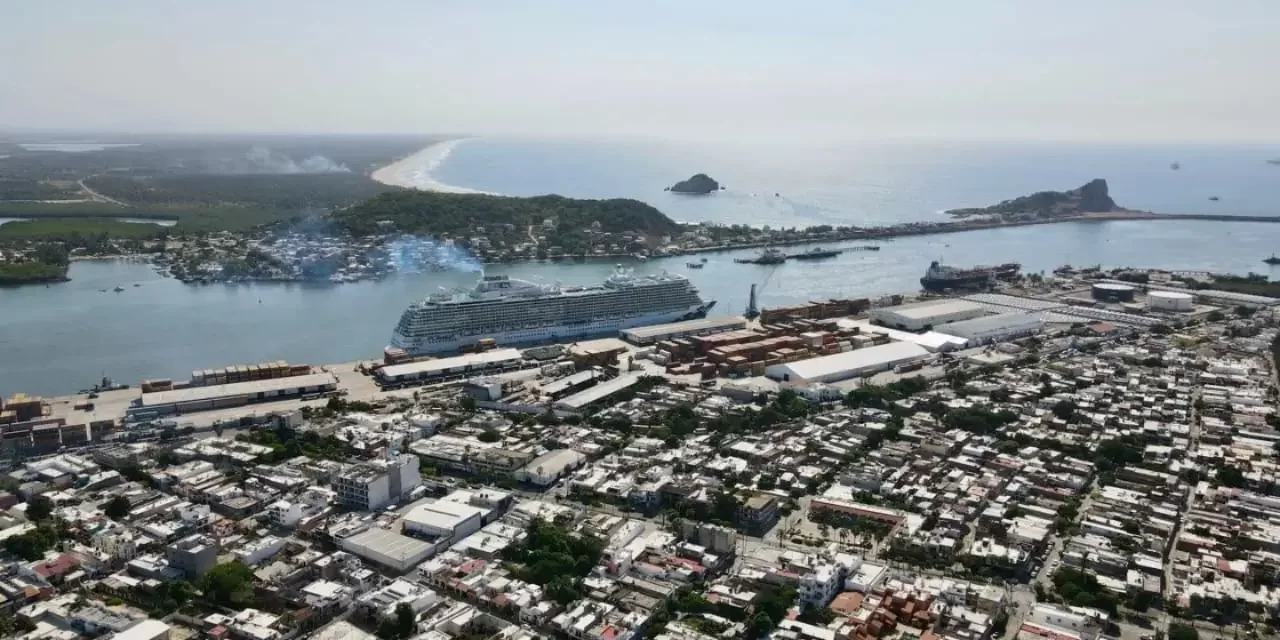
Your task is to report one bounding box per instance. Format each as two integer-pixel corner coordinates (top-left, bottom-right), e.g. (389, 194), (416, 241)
(375, 349), (524, 386)
(1091, 283), (1137, 303)
(620, 316), (748, 345)
(402, 500), (485, 540)
(936, 312), (1043, 345)
(554, 372), (644, 411)
(765, 341), (930, 384)
(334, 454), (421, 511)
(868, 299), (987, 332)
(516, 449), (587, 486)
(126, 373), (338, 420)
(337, 526), (435, 574)
(1147, 290), (1194, 312)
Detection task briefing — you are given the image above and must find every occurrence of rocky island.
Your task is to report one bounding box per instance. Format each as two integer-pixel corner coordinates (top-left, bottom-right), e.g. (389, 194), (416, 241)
(666, 173), (721, 194)
(947, 178), (1124, 220)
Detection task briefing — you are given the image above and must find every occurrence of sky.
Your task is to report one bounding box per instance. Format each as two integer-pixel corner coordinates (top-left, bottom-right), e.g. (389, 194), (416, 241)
(1, 0), (1277, 143)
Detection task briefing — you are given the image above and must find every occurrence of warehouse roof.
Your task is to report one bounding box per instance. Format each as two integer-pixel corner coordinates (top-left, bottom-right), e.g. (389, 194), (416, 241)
(937, 312), (1041, 336)
(138, 373), (338, 407)
(402, 499), (486, 534)
(878, 299), (985, 320)
(380, 349), (523, 379)
(622, 316), (746, 340)
(838, 319), (969, 352)
(344, 527), (434, 562)
(773, 341), (929, 381)
(555, 372), (643, 409)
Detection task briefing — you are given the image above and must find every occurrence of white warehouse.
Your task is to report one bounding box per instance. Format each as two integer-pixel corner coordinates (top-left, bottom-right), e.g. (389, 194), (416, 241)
(938, 312), (1042, 345)
(1147, 291), (1193, 312)
(765, 341), (930, 384)
(869, 299), (987, 332)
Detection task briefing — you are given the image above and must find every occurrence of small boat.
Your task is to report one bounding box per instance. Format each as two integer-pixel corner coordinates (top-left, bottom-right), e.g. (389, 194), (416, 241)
(686, 262), (705, 269)
(1264, 255), (1280, 265)
(700, 257), (707, 262)
(1266, 159), (1280, 166)
(133, 283), (141, 287)
(98, 288), (108, 293)
(1209, 196), (1220, 201)
(113, 286), (125, 293)
(1170, 162), (1181, 170)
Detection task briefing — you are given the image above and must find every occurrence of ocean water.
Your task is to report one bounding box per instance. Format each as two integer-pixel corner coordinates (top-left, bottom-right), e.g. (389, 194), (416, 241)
(433, 138), (1280, 226)
(5, 138), (1280, 396)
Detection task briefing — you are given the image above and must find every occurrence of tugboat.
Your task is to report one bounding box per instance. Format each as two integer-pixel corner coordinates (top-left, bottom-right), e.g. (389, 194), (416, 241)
(734, 248), (787, 265)
(80, 375), (129, 395)
(1263, 255), (1280, 265)
(788, 247), (843, 260)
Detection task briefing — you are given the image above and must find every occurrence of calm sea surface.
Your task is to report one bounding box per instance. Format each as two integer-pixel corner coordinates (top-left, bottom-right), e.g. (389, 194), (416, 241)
(4, 138), (1280, 395)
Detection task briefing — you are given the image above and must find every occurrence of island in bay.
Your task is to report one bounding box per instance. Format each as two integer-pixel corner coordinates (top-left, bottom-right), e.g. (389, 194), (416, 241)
(666, 173), (721, 194)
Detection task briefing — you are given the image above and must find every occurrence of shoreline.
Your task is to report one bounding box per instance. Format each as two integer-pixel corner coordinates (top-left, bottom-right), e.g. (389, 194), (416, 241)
(370, 138), (499, 195)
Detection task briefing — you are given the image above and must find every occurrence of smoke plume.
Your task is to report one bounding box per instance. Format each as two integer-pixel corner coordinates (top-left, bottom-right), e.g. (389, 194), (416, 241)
(205, 146), (351, 174)
(386, 235), (484, 274)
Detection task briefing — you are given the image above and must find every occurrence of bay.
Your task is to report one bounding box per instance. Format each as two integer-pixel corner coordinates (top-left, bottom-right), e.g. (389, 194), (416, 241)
(4, 137), (1280, 396)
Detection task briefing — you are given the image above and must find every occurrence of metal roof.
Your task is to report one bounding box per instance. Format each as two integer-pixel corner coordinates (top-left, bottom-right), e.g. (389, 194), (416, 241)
(555, 372), (644, 409)
(878, 299), (985, 321)
(379, 349), (523, 378)
(771, 341), (929, 381)
(138, 373), (337, 407)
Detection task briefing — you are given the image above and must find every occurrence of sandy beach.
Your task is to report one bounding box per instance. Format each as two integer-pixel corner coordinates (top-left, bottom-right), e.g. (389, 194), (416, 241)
(370, 138), (497, 195)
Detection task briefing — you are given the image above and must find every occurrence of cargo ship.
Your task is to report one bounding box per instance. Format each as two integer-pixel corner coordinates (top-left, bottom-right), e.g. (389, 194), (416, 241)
(920, 261), (1021, 292)
(788, 247), (843, 260)
(387, 267), (714, 356)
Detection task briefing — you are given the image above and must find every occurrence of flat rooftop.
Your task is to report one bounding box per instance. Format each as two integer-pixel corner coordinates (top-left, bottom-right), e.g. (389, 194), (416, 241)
(776, 341), (929, 380)
(621, 316), (746, 340)
(879, 299), (985, 320)
(138, 372), (338, 408)
(380, 349), (523, 379)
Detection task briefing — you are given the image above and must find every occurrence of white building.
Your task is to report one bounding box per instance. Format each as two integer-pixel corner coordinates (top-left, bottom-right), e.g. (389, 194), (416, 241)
(235, 536), (287, 566)
(765, 341), (930, 383)
(1147, 291), (1193, 312)
(869, 299), (987, 331)
(93, 527), (140, 561)
(402, 500), (485, 540)
(937, 312), (1043, 345)
(111, 620), (171, 640)
(334, 454), (421, 511)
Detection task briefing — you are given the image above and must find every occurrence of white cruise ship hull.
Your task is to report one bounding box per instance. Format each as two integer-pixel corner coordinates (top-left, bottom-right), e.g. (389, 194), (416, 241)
(391, 301), (713, 356)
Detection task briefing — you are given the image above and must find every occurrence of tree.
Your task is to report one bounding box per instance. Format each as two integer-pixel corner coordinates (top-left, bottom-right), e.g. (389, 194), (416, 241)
(201, 561), (256, 607)
(394, 603), (417, 638)
(1051, 399), (1078, 422)
(1215, 465), (1246, 488)
(104, 496), (131, 520)
(25, 495), (53, 522)
(459, 397), (477, 412)
(477, 428), (501, 443)
(1169, 624), (1199, 640)
(1206, 310), (1225, 322)
(746, 612), (775, 640)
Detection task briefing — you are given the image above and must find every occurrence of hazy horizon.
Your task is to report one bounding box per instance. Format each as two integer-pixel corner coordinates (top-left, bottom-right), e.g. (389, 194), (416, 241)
(2, 1), (1277, 144)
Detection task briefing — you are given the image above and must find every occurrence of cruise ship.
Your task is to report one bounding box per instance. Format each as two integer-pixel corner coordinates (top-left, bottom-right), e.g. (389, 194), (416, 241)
(387, 268), (715, 356)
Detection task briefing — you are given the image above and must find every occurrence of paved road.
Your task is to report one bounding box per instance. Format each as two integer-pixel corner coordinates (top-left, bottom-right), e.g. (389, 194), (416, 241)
(78, 176), (131, 207)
